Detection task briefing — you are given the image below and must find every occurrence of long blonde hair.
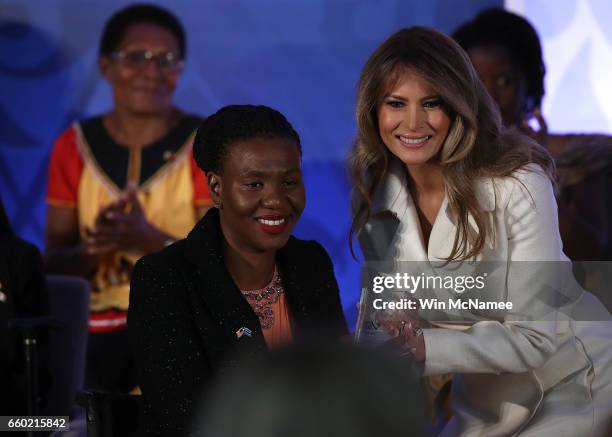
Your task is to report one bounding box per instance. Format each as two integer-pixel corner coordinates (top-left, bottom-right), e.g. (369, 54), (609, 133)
(349, 27), (554, 261)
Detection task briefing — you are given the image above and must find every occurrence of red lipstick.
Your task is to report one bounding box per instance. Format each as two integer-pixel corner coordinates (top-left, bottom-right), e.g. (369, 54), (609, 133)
(256, 215), (289, 235)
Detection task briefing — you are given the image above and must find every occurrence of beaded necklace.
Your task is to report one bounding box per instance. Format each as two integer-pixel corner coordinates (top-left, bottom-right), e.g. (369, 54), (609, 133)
(240, 266), (283, 329)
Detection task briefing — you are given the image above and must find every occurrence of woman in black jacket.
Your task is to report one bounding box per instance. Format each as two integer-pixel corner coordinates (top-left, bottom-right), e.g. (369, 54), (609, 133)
(128, 105), (348, 436)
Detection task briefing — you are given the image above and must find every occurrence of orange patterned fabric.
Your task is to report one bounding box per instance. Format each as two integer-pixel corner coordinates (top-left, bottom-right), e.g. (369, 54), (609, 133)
(260, 292), (293, 348)
(48, 123), (210, 207)
(47, 128), (84, 207)
(47, 119), (211, 332)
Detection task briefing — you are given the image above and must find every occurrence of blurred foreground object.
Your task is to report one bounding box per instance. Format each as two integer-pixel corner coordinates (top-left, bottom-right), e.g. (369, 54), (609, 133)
(197, 341), (426, 437)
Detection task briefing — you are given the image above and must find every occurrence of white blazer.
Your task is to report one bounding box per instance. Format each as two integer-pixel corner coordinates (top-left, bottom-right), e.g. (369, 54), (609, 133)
(359, 158), (612, 436)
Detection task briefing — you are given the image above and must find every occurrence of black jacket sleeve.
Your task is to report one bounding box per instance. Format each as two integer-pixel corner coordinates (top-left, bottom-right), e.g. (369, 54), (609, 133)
(310, 241), (349, 337)
(128, 254), (210, 437)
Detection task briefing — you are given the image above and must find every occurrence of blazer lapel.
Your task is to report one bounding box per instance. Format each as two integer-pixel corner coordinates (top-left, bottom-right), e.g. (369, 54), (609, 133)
(429, 178), (497, 262)
(428, 195), (455, 262)
(182, 210), (267, 364)
(371, 159), (497, 264)
(276, 239), (311, 336)
(371, 158), (428, 261)
(395, 188), (428, 261)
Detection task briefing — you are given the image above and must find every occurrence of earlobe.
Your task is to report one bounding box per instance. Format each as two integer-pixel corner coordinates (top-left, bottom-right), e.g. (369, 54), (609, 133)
(207, 173), (222, 206)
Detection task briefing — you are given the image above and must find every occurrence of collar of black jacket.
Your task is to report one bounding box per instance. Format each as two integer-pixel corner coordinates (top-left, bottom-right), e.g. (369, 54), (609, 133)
(180, 208), (310, 359)
(182, 207), (301, 274)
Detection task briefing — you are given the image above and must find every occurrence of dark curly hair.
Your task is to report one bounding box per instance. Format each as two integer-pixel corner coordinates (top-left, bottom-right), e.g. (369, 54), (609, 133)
(99, 3), (186, 58)
(193, 105), (302, 174)
(452, 8), (545, 112)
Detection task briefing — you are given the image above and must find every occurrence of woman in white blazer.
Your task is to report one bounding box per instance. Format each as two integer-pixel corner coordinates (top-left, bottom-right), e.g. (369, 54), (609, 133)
(350, 27), (612, 436)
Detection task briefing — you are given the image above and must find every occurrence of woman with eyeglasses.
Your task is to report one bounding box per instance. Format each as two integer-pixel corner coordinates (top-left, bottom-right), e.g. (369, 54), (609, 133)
(45, 4), (211, 393)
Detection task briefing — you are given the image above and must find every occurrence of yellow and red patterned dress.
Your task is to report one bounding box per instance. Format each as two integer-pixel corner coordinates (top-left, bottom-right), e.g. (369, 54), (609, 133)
(47, 115), (211, 334)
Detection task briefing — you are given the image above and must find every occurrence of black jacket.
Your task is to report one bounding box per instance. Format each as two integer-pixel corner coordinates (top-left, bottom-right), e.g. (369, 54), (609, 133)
(128, 209), (348, 436)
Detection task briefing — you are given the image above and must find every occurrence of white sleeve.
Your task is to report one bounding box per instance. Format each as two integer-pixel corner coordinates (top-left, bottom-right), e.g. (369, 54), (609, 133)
(423, 165), (568, 375)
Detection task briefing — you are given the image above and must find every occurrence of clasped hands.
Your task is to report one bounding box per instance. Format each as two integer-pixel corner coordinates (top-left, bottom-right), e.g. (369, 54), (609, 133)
(84, 182), (166, 255)
(380, 314), (429, 363)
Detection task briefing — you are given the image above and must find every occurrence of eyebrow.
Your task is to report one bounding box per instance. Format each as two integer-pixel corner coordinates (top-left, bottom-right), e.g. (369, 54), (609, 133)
(386, 93), (441, 101)
(239, 167), (301, 177)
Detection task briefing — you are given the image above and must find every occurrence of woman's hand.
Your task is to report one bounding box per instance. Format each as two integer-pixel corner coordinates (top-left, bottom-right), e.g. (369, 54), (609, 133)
(85, 183), (172, 255)
(83, 201), (123, 255)
(381, 319), (428, 363)
(520, 107), (549, 146)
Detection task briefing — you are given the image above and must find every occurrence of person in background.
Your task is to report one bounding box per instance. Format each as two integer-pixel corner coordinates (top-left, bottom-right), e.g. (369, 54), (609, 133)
(0, 196), (48, 415)
(129, 105), (348, 436)
(453, 8), (612, 261)
(45, 4), (211, 393)
(350, 26), (612, 435)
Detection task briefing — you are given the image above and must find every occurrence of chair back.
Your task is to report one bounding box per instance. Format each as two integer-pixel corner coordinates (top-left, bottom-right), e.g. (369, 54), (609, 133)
(42, 274), (90, 418)
(78, 391), (140, 437)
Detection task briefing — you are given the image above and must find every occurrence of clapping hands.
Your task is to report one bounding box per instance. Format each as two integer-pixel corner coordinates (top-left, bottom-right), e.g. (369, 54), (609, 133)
(84, 182), (168, 255)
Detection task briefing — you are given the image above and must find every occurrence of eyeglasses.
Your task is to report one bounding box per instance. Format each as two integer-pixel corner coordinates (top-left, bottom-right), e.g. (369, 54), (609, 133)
(110, 50), (183, 72)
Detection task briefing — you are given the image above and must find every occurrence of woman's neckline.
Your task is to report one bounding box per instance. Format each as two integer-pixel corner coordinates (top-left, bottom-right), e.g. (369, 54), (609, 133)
(101, 108), (184, 149)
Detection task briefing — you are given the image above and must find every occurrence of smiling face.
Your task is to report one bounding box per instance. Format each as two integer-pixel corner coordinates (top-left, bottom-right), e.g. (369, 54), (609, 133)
(210, 137), (305, 255)
(100, 22), (181, 116)
(377, 70), (451, 169)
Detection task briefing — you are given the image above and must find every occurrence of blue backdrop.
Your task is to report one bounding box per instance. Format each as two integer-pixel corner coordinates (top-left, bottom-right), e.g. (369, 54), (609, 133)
(0, 0), (500, 327)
